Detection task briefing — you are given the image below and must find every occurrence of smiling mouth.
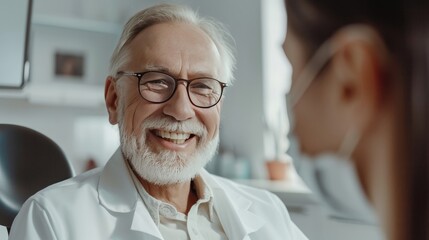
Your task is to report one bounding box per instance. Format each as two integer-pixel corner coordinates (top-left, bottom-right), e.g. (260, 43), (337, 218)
(153, 129), (195, 144)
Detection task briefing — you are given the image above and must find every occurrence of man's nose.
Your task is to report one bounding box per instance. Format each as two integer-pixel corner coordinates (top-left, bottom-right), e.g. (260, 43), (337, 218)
(163, 83), (195, 121)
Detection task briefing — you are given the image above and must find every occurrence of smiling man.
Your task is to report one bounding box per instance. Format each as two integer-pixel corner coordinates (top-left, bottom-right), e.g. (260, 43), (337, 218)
(9, 4), (307, 240)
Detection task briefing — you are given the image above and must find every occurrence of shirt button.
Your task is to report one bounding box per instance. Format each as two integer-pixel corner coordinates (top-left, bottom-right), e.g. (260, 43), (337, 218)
(160, 205), (174, 217)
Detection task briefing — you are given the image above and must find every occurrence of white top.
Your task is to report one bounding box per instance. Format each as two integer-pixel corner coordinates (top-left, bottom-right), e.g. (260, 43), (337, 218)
(127, 162), (227, 240)
(9, 148), (308, 240)
(0, 225), (7, 240)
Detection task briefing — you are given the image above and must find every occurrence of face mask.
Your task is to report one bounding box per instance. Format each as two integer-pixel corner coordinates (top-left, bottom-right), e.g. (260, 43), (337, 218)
(286, 25), (378, 224)
(288, 134), (377, 223)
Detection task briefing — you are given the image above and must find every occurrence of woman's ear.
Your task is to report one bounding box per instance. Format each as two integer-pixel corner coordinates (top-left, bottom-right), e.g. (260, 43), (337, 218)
(105, 76), (120, 124)
(329, 25), (388, 131)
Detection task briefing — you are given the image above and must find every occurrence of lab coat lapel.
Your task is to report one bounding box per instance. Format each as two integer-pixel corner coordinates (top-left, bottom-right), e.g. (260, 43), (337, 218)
(202, 170), (265, 240)
(130, 201), (164, 239)
(98, 148), (164, 240)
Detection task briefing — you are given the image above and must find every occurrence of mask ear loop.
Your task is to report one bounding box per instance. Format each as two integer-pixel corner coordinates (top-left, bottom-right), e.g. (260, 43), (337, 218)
(289, 36), (338, 107)
(338, 128), (361, 159)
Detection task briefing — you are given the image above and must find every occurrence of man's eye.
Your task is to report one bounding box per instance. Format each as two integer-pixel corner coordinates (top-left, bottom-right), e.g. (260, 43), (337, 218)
(191, 87), (217, 97)
(191, 83), (213, 90)
(142, 79), (170, 90)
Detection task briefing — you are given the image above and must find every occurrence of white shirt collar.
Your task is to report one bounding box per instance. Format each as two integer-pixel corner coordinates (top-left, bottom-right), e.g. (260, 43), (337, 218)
(125, 160), (215, 224)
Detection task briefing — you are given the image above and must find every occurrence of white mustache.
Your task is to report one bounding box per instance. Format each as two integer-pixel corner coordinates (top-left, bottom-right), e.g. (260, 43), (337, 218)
(141, 116), (207, 138)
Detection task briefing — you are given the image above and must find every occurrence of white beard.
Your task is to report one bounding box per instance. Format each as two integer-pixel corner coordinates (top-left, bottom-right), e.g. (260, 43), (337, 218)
(119, 115), (219, 185)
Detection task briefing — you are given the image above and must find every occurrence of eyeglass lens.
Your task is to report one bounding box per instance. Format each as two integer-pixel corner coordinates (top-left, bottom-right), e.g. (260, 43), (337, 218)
(138, 72), (223, 107)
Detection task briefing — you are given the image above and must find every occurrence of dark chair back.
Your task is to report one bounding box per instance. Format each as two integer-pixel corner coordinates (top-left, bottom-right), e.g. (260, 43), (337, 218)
(0, 124), (74, 230)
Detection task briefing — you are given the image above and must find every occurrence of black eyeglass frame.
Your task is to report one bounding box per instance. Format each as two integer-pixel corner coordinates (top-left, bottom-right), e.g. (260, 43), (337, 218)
(116, 71), (227, 108)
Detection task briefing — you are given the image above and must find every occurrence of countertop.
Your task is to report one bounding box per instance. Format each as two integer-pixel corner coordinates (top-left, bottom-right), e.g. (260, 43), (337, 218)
(234, 166), (318, 206)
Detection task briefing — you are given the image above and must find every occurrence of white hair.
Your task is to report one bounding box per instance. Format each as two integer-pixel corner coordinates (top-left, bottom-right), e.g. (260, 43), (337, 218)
(109, 3), (236, 85)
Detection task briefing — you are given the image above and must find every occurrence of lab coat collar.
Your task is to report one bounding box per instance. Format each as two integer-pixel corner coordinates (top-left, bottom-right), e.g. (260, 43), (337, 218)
(98, 149), (264, 239)
(98, 148), (164, 240)
(200, 170), (265, 240)
(98, 148), (137, 212)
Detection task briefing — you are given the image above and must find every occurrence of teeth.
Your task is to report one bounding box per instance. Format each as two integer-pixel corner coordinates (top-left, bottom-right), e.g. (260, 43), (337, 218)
(172, 139), (185, 144)
(155, 130), (191, 144)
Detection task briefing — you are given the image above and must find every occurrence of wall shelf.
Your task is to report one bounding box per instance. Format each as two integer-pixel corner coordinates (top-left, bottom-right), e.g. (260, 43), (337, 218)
(32, 14), (122, 35)
(0, 82), (105, 108)
(0, 88), (27, 99)
(25, 82), (105, 108)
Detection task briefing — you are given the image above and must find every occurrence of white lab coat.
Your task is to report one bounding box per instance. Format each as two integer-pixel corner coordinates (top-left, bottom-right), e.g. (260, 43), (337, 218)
(9, 149), (308, 240)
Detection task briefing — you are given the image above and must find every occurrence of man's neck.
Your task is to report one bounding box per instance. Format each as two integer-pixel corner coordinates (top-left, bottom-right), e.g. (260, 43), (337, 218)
(138, 176), (198, 215)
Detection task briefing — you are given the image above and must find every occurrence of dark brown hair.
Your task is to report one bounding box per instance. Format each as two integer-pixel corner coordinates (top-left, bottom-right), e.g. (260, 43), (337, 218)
(285, 0), (429, 239)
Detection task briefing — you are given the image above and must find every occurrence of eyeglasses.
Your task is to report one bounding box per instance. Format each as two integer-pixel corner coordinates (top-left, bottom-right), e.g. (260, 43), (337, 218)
(116, 71), (227, 108)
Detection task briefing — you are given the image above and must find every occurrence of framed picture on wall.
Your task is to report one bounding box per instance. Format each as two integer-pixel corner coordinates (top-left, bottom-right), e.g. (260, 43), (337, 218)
(54, 51), (85, 80)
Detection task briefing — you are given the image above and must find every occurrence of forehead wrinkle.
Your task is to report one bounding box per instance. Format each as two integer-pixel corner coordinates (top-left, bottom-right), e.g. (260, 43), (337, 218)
(143, 64), (170, 72)
(143, 63), (217, 79)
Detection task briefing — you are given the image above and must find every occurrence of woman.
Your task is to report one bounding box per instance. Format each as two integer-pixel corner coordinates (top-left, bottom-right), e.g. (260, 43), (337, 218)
(283, 0), (429, 239)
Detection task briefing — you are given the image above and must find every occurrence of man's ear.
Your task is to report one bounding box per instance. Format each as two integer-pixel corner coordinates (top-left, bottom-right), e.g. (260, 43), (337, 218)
(105, 76), (120, 124)
(329, 25), (388, 131)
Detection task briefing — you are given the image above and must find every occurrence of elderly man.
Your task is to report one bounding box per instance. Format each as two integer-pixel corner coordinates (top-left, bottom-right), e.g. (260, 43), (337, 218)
(10, 4), (307, 240)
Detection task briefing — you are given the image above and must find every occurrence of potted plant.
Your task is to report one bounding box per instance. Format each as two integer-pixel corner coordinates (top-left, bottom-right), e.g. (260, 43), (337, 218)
(264, 111), (291, 180)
